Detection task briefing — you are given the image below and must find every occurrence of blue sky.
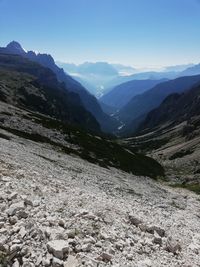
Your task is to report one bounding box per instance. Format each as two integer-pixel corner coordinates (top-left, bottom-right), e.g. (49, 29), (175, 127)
(1, 0), (200, 67)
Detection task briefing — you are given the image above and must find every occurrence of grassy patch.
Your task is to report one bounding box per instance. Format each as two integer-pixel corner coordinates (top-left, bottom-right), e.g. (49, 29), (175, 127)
(169, 150), (193, 160)
(170, 183), (200, 194)
(0, 251), (9, 267)
(128, 138), (170, 153)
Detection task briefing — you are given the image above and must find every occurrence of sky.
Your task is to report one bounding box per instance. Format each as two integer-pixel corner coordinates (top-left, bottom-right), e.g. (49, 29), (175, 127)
(1, 0), (200, 68)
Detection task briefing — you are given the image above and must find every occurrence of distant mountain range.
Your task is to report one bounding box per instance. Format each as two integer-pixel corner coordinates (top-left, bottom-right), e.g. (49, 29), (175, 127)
(181, 64), (200, 76)
(100, 79), (168, 109)
(116, 75), (200, 135)
(57, 61), (137, 97)
(57, 61), (197, 98)
(164, 64), (194, 72)
(1, 41), (119, 133)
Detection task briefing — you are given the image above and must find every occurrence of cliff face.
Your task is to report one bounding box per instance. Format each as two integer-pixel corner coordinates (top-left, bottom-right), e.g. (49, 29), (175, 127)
(0, 53), (101, 133)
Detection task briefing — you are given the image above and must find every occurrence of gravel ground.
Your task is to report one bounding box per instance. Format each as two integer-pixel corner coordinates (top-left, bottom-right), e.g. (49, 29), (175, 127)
(0, 129), (200, 267)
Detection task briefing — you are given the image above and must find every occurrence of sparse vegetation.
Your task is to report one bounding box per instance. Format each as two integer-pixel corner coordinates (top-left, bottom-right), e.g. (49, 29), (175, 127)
(170, 183), (200, 194)
(126, 137), (169, 153)
(169, 150), (193, 160)
(0, 252), (8, 267)
(0, 110), (165, 179)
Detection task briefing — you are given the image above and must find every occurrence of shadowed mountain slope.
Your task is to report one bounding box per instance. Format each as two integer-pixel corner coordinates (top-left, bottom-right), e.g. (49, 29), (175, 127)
(0, 53), (100, 133)
(118, 75), (200, 135)
(1, 41), (119, 133)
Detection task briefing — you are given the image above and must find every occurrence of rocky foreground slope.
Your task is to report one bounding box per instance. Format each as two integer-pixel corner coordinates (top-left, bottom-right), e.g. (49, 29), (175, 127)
(0, 125), (200, 266)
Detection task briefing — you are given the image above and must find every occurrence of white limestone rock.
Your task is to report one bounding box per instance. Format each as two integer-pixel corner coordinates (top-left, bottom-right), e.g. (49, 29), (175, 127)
(47, 240), (69, 260)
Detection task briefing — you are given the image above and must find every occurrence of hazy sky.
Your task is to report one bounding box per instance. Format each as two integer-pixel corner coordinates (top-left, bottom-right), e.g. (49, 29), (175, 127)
(1, 0), (200, 67)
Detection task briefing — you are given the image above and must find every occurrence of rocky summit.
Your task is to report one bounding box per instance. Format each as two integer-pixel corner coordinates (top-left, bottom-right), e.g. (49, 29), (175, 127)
(0, 125), (200, 266)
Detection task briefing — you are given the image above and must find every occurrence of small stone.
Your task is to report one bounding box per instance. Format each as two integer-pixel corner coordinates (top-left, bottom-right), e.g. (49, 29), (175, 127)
(52, 257), (63, 267)
(0, 235), (8, 247)
(35, 255), (43, 266)
(33, 200), (40, 207)
(147, 226), (165, 237)
(0, 217), (6, 223)
(19, 227), (27, 238)
(47, 240), (69, 260)
(8, 192), (18, 201)
(12, 259), (20, 267)
(58, 219), (65, 228)
(95, 241), (102, 247)
(115, 241), (125, 250)
(64, 255), (79, 267)
(81, 243), (92, 252)
(24, 198), (33, 206)
(66, 229), (76, 239)
(42, 253), (53, 266)
(153, 232), (162, 245)
(139, 224), (148, 232)
(83, 212), (96, 220)
(0, 228), (7, 235)
(78, 209), (88, 216)
(21, 246), (31, 257)
(109, 247), (115, 255)
(16, 210), (28, 219)
(83, 237), (95, 244)
(9, 216), (18, 225)
(165, 238), (182, 254)
(6, 201), (24, 216)
(99, 252), (112, 262)
(129, 215), (142, 226)
(22, 262), (34, 267)
(189, 243), (199, 254)
(126, 254), (133, 260)
(43, 258), (51, 267)
(100, 232), (109, 240)
(10, 243), (22, 253)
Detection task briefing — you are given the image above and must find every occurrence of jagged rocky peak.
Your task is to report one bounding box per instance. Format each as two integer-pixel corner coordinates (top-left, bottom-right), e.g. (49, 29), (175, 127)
(26, 50), (37, 57)
(6, 41), (26, 54)
(6, 41), (54, 65)
(36, 53), (56, 66)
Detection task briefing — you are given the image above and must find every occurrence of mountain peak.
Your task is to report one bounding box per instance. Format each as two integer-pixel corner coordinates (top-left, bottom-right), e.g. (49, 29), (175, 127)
(6, 41), (26, 54)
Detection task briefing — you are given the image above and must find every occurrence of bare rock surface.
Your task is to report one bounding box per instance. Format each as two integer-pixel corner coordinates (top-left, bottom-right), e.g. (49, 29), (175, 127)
(0, 128), (200, 266)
